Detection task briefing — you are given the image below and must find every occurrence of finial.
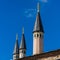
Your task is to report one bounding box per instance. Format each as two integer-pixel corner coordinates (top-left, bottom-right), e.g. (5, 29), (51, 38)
(37, 2), (40, 12)
(16, 33), (18, 40)
(22, 27), (24, 34)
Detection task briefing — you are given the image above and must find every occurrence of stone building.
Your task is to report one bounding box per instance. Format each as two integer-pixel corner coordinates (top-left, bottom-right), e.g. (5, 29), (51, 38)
(12, 2), (60, 60)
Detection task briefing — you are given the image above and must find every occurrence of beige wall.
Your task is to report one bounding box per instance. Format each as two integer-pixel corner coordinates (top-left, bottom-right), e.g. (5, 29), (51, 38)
(33, 32), (44, 55)
(19, 50), (26, 58)
(37, 55), (60, 60)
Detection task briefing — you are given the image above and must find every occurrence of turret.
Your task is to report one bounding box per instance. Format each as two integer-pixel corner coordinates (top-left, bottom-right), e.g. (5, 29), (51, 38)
(19, 28), (26, 58)
(33, 2), (44, 55)
(13, 34), (19, 60)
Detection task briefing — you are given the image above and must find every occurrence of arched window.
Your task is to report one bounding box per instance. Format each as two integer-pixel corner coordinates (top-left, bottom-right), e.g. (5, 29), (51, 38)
(40, 34), (41, 38)
(34, 34), (36, 37)
(24, 51), (26, 54)
(37, 34), (39, 37)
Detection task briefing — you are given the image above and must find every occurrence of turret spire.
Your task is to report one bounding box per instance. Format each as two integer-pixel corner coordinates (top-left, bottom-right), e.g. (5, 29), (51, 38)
(33, 2), (44, 33)
(13, 34), (19, 54)
(16, 33), (18, 40)
(22, 27), (24, 34)
(20, 28), (26, 49)
(13, 33), (19, 60)
(37, 2), (40, 12)
(19, 28), (26, 58)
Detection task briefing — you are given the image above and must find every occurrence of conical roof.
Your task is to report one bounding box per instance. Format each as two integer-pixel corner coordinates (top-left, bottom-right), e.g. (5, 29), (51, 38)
(13, 34), (19, 54)
(33, 2), (44, 33)
(20, 28), (26, 49)
(33, 12), (44, 32)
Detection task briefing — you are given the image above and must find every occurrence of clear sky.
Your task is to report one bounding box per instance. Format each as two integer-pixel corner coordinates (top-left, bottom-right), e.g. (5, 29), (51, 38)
(0, 0), (60, 60)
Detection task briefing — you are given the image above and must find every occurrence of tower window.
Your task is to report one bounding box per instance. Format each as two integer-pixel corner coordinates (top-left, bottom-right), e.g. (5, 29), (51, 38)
(20, 50), (26, 53)
(24, 51), (26, 53)
(40, 34), (41, 38)
(34, 34), (36, 37)
(37, 34), (39, 37)
(16, 56), (19, 58)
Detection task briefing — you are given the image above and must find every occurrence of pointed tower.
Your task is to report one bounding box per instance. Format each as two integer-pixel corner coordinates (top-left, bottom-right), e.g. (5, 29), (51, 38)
(19, 28), (26, 58)
(33, 2), (44, 55)
(13, 34), (19, 60)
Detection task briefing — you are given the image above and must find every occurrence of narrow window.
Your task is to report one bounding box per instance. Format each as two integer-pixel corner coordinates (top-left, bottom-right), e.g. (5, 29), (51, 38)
(34, 34), (36, 37)
(37, 34), (39, 37)
(40, 34), (41, 38)
(24, 51), (26, 54)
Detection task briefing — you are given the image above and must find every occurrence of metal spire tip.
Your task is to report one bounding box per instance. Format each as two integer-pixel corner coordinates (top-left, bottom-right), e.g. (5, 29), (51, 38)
(22, 27), (24, 34)
(37, 2), (40, 12)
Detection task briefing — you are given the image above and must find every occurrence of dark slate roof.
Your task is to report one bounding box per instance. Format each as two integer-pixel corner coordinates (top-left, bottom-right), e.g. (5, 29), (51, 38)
(20, 33), (26, 49)
(17, 49), (60, 60)
(13, 36), (19, 54)
(33, 12), (44, 33)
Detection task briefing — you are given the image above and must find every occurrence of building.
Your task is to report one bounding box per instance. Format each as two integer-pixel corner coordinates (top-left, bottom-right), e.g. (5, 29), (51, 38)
(12, 2), (60, 60)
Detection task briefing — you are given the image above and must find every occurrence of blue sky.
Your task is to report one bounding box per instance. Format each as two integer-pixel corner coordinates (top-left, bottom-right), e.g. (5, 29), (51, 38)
(0, 0), (60, 60)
